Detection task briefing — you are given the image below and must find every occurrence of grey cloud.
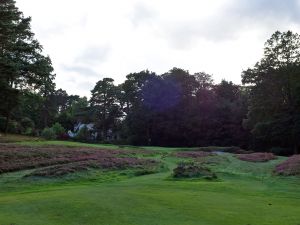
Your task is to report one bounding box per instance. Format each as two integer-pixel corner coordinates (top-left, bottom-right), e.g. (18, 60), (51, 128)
(61, 65), (99, 78)
(130, 2), (158, 27)
(75, 46), (110, 65)
(160, 20), (239, 50)
(234, 0), (300, 21)
(161, 0), (300, 49)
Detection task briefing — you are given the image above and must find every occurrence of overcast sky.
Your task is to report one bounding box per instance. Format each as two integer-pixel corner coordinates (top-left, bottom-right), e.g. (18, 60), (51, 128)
(16, 0), (300, 97)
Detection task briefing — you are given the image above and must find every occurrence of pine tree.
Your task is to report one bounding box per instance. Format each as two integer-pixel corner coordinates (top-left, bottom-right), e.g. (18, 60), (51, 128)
(0, 0), (55, 132)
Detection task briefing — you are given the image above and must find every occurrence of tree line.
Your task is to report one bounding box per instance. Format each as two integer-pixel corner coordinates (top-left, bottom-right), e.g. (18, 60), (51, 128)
(1, 0), (300, 154)
(88, 70), (248, 148)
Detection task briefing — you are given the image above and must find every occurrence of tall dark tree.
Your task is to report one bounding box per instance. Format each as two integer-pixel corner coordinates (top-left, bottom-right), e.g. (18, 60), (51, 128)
(213, 80), (249, 146)
(0, 0), (55, 132)
(119, 71), (157, 145)
(242, 31), (300, 154)
(119, 70), (156, 114)
(90, 78), (121, 140)
(15, 91), (44, 130)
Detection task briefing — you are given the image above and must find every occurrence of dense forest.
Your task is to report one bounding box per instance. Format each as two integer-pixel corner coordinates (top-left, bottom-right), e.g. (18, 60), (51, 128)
(1, 0), (300, 155)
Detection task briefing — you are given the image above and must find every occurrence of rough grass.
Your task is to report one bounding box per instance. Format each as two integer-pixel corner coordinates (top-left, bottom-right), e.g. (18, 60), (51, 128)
(1, 168), (300, 225)
(0, 137), (300, 225)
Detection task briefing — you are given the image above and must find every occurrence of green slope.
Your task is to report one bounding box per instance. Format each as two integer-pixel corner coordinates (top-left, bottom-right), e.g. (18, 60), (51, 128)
(0, 140), (299, 225)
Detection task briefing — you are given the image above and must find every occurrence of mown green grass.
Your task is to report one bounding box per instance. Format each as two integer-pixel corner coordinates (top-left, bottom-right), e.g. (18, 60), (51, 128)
(0, 138), (300, 225)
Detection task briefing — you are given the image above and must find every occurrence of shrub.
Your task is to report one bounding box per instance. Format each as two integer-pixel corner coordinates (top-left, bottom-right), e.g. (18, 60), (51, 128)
(236, 152), (277, 162)
(173, 162), (217, 180)
(51, 122), (65, 137)
(23, 127), (34, 136)
(41, 127), (56, 140)
(275, 155), (300, 176)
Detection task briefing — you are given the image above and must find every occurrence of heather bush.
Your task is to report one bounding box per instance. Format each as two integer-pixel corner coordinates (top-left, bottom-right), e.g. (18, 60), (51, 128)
(237, 152), (277, 162)
(0, 145), (157, 174)
(193, 146), (250, 154)
(173, 162), (217, 180)
(28, 163), (88, 177)
(27, 157), (159, 178)
(275, 155), (300, 176)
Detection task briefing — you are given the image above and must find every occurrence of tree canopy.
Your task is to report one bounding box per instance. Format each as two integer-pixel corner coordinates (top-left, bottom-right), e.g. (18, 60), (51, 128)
(242, 31), (300, 154)
(0, 0), (55, 132)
